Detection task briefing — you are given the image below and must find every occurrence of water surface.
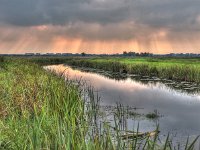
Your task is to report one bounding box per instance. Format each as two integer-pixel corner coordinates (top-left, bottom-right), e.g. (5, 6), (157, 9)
(45, 64), (200, 145)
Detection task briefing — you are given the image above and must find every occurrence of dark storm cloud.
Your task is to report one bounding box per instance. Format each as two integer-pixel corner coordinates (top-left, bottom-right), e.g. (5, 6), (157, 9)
(0, 0), (200, 51)
(0, 0), (200, 28)
(0, 0), (131, 26)
(130, 0), (200, 30)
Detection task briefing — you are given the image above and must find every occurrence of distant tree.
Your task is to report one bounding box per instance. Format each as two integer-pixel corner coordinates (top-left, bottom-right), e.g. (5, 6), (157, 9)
(123, 51), (136, 57)
(128, 51), (136, 56)
(135, 53), (140, 56)
(140, 52), (153, 57)
(123, 51), (127, 56)
(81, 52), (86, 56)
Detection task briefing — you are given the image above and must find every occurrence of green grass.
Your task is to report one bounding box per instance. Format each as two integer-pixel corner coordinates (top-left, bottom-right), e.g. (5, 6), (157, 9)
(0, 58), (90, 149)
(59, 57), (200, 83)
(0, 57), (199, 149)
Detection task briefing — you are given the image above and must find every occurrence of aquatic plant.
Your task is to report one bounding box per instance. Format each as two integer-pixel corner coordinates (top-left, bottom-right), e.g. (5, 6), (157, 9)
(0, 58), (199, 149)
(57, 57), (200, 83)
(0, 56), (4, 62)
(145, 113), (159, 119)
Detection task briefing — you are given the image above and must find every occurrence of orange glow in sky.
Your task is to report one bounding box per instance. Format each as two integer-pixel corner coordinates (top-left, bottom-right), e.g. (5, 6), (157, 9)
(0, 25), (200, 54)
(0, 0), (200, 54)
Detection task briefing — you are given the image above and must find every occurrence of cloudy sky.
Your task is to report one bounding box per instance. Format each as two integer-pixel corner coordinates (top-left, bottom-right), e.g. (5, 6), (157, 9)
(0, 0), (200, 54)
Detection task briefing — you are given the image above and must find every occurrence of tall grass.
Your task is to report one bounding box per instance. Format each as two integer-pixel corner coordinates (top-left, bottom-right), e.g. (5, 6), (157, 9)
(0, 59), (88, 149)
(0, 56), (4, 62)
(0, 58), (199, 149)
(0, 57), (5, 69)
(24, 56), (200, 83)
(62, 58), (200, 83)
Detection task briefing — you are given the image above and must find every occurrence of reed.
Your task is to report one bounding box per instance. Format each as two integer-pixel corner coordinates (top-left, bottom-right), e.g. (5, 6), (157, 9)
(0, 56), (4, 62)
(0, 58), (199, 149)
(60, 57), (200, 83)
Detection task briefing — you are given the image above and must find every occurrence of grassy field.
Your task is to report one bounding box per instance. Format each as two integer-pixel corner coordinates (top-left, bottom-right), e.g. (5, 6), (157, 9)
(60, 57), (200, 83)
(0, 57), (199, 149)
(0, 58), (92, 149)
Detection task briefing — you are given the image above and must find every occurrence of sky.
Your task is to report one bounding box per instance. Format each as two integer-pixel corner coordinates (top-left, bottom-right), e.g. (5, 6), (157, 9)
(0, 0), (200, 54)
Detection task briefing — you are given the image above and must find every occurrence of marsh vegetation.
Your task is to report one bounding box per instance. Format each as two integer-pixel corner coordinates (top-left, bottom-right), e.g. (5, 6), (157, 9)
(0, 57), (199, 149)
(63, 57), (200, 83)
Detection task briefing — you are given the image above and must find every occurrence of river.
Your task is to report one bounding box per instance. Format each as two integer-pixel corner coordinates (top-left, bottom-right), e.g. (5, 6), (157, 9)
(45, 64), (200, 147)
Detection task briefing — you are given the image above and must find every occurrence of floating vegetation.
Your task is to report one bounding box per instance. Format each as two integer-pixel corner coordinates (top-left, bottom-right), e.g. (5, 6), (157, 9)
(59, 57), (200, 84)
(120, 130), (160, 140)
(67, 64), (200, 94)
(146, 113), (159, 119)
(145, 110), (160, 119)
(128, 111), (141, 117)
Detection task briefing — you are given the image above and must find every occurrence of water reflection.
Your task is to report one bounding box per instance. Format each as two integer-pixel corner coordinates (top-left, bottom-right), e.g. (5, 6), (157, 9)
(45, 64), (200, 141)
(70, 66), (200, 94)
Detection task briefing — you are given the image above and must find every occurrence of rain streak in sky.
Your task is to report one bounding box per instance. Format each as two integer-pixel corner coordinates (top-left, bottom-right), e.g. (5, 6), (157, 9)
(0, 0), (200, 54)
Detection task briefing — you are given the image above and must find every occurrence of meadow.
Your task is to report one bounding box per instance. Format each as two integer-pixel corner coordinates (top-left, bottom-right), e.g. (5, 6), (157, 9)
(0, 57), (199, 149)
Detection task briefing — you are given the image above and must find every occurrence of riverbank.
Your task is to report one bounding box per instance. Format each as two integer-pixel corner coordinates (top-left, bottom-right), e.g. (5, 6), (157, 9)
(0, 58), (198, 149)
(0, 58), (92, 149)
(64, 57), (200, 83)
(27, 56), (200, 83)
